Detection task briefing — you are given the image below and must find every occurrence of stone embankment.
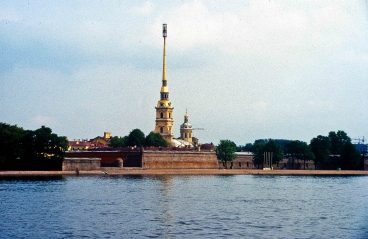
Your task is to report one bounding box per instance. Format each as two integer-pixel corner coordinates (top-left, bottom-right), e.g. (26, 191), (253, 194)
(1, 169), (368, 176)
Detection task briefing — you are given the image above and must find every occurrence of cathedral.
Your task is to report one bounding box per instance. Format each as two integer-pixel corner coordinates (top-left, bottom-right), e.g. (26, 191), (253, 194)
(154, 24), (196, 148)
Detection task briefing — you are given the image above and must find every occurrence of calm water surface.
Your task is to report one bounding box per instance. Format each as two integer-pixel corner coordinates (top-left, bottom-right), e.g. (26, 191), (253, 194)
(0, 175), (367, 239)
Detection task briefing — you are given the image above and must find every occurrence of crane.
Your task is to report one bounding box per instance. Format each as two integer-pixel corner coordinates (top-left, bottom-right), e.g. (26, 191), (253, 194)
(352, 136), (365, 144)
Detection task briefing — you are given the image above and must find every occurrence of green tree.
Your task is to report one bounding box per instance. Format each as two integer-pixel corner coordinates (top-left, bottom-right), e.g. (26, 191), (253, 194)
(328, 130), (351, 155)
(286, 140), (314, 169)
(238, 143), (253, 152)
(252, 140), (266, 168)
(126, 129), (145, 147)
(216, 139), (237, 169)
(264, 140), (284, 165)
(109, 136), (128, 148)
(310, 135), (331, 169)
(340, 142), (362, 170)
(145, 132), (168, 147)
(20, 126), (68, 170)
(0, 123), (25, 167)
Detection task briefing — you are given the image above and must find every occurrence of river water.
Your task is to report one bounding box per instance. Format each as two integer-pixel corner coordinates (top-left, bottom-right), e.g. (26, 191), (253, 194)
(0, 175), (367, 239)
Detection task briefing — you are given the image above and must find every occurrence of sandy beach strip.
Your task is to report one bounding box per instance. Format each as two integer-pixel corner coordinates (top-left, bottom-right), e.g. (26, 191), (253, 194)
(0, 169), (368, 176)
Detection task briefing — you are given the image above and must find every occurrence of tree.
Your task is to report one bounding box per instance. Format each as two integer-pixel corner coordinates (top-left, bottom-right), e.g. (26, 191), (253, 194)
(340, 142), (361, 170)
(252, 140), (266, 168)
(299, 144), (315, 169)
(264, 140), (284, 165)
(109, 136), (128, 148)
(20, 126), (68, 170)
(126, 129), (145, 147)
(328, 130), (351, 155)
(238, 143), (253, 152)
(145, 132), (168, 147)
(310, 135), (331, 169)
(0, 123), (25, 167)
(285, 140), (314, 169)
(216, 139), (237, 169)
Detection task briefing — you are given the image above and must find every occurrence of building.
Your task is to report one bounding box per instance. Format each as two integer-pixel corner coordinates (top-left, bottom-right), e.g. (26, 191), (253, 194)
(180, 111), (193, 143)
(68, 132), (111, 151)
(153, 24), (198, 148)
(354, 143), (368, 153)
(154, 23), (174, 144)
(68, 140), (91, 151)
(90, 132), (112, 148)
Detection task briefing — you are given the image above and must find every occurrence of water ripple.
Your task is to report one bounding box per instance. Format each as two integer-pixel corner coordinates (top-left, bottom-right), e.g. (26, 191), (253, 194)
(0, 175), (367, 238)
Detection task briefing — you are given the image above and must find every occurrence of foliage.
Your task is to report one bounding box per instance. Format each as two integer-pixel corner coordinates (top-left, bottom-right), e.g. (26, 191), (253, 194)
(0, 123), (25, 164)
(216, 140), (237, 168)
(328, 131), (351, 155)
(340, 142), (361, 170)
(310, 135), (331, 169)
(238, 143), (253, 152)
(252, 141), (266, 166)
(310, 131), (362, 170)
(126, 129), (146, 147)
(145, 132), (168, 147)
(264, 140), (284, 164)
(0, 123), (68, 170)
(252, 139), (284, 166)
(109, 136), (127, 148)
(285, 140), (314, 169)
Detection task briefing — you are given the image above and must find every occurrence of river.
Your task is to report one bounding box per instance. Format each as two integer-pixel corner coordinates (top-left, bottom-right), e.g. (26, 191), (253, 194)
(0, 175), (367, 238)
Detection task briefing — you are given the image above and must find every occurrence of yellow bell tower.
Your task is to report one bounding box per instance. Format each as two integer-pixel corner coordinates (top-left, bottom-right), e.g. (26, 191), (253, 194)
(155, 24), (174, 144)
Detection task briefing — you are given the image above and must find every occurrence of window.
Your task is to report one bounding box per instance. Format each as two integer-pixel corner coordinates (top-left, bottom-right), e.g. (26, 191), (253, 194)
(185, 133), (187, 138)
(160, 112), (163, 118)
(169, 113), (171, 118)
(160, 127), (163, 133)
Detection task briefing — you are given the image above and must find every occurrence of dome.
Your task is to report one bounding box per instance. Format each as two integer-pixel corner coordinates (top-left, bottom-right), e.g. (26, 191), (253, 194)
(180, 122), (192, 129)
(180, 111), (192, 129)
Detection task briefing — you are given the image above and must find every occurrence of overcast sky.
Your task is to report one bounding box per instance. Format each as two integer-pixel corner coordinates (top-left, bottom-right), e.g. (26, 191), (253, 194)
(1, 0), (367, 145)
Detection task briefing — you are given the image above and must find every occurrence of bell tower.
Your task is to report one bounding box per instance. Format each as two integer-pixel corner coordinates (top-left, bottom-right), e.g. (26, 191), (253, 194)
(180, 111), (193, 143)
(154, 24), (174, 144)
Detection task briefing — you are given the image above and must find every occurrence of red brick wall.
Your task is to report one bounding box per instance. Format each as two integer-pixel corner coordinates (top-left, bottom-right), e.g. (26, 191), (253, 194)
(142, 151), (218, 169)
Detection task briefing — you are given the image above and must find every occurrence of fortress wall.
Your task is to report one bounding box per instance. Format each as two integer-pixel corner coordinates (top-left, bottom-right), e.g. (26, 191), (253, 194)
(62, 158), (101, 171)
(142, 151), (218, 169)
(66, 151), (142, 167)
(219, 155), (316, 170)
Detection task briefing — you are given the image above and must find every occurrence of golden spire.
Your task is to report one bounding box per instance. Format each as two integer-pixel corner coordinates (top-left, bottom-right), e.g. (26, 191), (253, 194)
(161, 24), (168, 94)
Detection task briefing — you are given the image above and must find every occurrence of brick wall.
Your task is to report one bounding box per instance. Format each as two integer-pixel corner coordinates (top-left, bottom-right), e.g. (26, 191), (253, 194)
(142, 151), (218, 169)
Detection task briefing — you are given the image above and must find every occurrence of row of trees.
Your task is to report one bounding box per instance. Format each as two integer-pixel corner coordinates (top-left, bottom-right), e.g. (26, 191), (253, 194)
(0, 123), (68, 170)
(219, 130), (365, 170)
(310, 131), (362, 170)
(109, 129), (168, 148)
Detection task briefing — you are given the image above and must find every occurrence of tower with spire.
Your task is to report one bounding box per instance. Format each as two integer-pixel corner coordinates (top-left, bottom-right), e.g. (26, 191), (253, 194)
(154, 24), (174, 144)
(180, 110), (193, 143)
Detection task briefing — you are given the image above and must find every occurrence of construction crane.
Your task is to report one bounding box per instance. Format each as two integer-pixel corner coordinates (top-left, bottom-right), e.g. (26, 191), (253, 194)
(192, 128), (205, 130)
(352, 136), (365, 144)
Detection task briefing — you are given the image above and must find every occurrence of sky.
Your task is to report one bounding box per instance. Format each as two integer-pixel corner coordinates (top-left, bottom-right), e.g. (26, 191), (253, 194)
(1, 0), (368, 146)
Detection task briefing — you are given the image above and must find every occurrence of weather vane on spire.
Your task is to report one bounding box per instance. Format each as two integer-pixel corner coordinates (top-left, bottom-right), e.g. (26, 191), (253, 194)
(163, 23), (167, 38)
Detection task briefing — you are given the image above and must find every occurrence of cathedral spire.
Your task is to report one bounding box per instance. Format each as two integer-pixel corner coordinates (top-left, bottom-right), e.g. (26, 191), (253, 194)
(155, 23), (174, 144)
(161, 24), (168, 97)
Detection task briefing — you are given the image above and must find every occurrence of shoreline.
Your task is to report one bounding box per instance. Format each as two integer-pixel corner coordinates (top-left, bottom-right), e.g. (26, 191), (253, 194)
(1, 169), (368, 176)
